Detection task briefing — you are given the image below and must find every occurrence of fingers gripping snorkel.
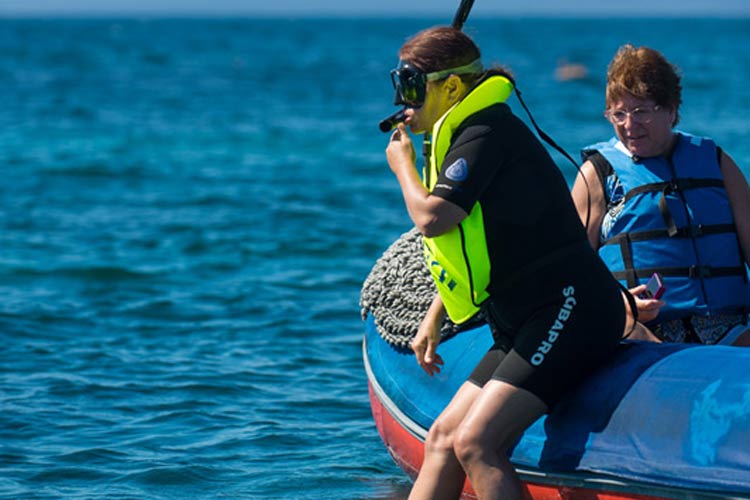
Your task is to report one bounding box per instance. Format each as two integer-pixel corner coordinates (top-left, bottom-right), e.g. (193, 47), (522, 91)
(378, 0), (477, 132)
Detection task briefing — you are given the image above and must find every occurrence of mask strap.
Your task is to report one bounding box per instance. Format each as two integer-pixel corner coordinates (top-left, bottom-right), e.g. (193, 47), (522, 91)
(425, 58), (483, 81)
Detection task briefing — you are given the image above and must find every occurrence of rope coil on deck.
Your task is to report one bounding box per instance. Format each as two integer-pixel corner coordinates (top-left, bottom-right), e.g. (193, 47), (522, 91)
(360, 228), (464, 348)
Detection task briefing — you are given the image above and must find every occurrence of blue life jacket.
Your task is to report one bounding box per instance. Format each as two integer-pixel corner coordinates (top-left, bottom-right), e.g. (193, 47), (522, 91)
(582, 133), (750, 322)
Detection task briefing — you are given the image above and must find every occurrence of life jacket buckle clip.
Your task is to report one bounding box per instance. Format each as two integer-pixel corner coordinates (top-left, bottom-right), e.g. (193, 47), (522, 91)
(688, 224), (704, 237)
(689, 265), (712, 279)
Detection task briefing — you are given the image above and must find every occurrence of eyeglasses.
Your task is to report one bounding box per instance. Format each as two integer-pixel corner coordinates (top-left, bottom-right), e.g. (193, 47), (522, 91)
(605, 105), (663, 126)
(389, 58), (483, 108)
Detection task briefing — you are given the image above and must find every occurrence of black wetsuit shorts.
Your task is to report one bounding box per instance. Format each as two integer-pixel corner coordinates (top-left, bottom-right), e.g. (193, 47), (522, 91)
(468, 243), (625, 407)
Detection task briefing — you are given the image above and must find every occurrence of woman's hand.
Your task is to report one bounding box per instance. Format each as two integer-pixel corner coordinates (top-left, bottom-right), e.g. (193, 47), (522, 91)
(411, 294), (446, 376)
(629, 284), (665, 324)
(386, 123), (416, 175)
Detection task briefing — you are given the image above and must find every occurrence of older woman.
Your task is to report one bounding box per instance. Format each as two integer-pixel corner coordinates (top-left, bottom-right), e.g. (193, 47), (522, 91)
(385, 27), (627, 500)
(572, 44), (750, 344)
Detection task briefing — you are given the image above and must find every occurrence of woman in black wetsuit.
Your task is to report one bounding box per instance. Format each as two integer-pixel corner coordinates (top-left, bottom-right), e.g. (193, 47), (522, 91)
(385, 26), (629, 500)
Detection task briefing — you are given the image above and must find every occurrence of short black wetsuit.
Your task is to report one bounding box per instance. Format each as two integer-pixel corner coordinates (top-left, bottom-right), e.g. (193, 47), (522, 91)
(431, 103), (625, 407)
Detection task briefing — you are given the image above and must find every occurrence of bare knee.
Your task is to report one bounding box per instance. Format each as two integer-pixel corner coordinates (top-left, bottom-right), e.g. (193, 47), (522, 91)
(425, 414), (459, 454)
(453, 424), (486, 466)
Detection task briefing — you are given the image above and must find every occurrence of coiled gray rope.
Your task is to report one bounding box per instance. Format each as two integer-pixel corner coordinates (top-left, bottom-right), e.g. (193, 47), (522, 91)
(360, 228), (461, 348)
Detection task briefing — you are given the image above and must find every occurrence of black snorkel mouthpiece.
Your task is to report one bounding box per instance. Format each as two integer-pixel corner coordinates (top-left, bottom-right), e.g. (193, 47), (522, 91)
(379, 59), (424, 133)
(379, 108), (407, 133)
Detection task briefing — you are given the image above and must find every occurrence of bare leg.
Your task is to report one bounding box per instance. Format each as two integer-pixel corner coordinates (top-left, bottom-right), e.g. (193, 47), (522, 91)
(731, 329), (750, 346)
(408, 381), (482, 500)
(453, 380), (547, 500)
(627, 322), (661, 342)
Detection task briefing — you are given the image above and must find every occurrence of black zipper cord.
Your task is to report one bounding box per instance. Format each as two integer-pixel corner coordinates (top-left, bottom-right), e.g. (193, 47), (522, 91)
(514, 86), (592, 231)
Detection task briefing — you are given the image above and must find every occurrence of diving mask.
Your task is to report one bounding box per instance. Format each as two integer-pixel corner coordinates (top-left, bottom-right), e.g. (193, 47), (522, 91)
(389, 58), (483, 108)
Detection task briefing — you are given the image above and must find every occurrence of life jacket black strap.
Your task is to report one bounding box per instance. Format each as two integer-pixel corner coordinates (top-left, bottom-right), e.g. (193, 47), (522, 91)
(458, 223), (483, 308)
(611, 265), (746, 281)
(623, 178), (725, 239)
(623, 178), (725, 203)
(616, 233), (638, 288)
(601, 224), (736, 246)
(658, 186), (679, 237)
(422, 136), (432, 186)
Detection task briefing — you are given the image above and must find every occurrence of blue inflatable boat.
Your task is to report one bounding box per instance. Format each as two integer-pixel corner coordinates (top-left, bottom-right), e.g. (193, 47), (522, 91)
(364, 313), (750, 499)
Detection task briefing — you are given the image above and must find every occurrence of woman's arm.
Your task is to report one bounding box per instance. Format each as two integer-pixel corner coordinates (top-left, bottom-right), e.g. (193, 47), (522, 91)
(410, 293), (446, 376)
(572, 160), (665, 333)
(570, 160), (606, 250)
(720, 152), (750, 266)
(386, 124), (467, 237)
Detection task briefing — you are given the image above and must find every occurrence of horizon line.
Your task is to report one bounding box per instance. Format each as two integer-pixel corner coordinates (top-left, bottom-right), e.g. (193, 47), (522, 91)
(1, 11), (749, 19)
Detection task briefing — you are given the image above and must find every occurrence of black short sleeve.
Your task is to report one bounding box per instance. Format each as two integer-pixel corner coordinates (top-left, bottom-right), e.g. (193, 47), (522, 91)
(423, 102), (589, 288)
(430, 122), (499, 213)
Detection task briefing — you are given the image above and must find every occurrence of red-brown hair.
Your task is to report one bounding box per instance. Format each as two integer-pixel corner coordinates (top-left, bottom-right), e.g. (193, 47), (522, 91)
(606, 44), (682, 125)
(399, 26), (512, 85)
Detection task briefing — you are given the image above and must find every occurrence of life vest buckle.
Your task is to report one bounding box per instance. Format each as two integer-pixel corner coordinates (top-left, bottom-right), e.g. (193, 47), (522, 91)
(689, 265), (712, 279)
(688, 224), (704, 237)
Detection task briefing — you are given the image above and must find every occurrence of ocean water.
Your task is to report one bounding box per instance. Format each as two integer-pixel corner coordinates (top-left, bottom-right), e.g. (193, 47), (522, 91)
(0, 17), (748, 500)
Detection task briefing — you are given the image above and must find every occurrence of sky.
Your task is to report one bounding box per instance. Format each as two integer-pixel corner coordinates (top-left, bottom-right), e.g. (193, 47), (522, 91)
(0, 0), (748, 17)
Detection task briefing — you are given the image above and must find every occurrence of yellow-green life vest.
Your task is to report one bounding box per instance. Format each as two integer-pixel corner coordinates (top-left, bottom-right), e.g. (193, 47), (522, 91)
(422, 75), (514, 324)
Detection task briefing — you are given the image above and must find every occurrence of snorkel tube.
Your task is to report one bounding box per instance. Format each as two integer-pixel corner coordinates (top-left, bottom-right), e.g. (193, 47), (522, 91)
(452, 0), (475, 30)
(378, 0), (477, 132)
(379, 109), (407, 132)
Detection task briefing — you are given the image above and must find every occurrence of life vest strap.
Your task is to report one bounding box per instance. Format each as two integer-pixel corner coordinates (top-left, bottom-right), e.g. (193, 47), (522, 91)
(617, 233), (638, 288)
(601, 224), (736, 246)
(611, 265), (746, 281)
(623, 178), (725, 238)
(623, 178), (725, 203)
(658, 187), (679, 237)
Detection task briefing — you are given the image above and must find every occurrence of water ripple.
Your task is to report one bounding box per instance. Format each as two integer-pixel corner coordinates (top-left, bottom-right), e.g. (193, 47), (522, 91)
(1, 17), (747, 500)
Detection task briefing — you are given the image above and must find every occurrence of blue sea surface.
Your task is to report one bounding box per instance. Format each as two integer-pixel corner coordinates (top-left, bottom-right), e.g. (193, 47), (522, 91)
(0, 17), (748, 500)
